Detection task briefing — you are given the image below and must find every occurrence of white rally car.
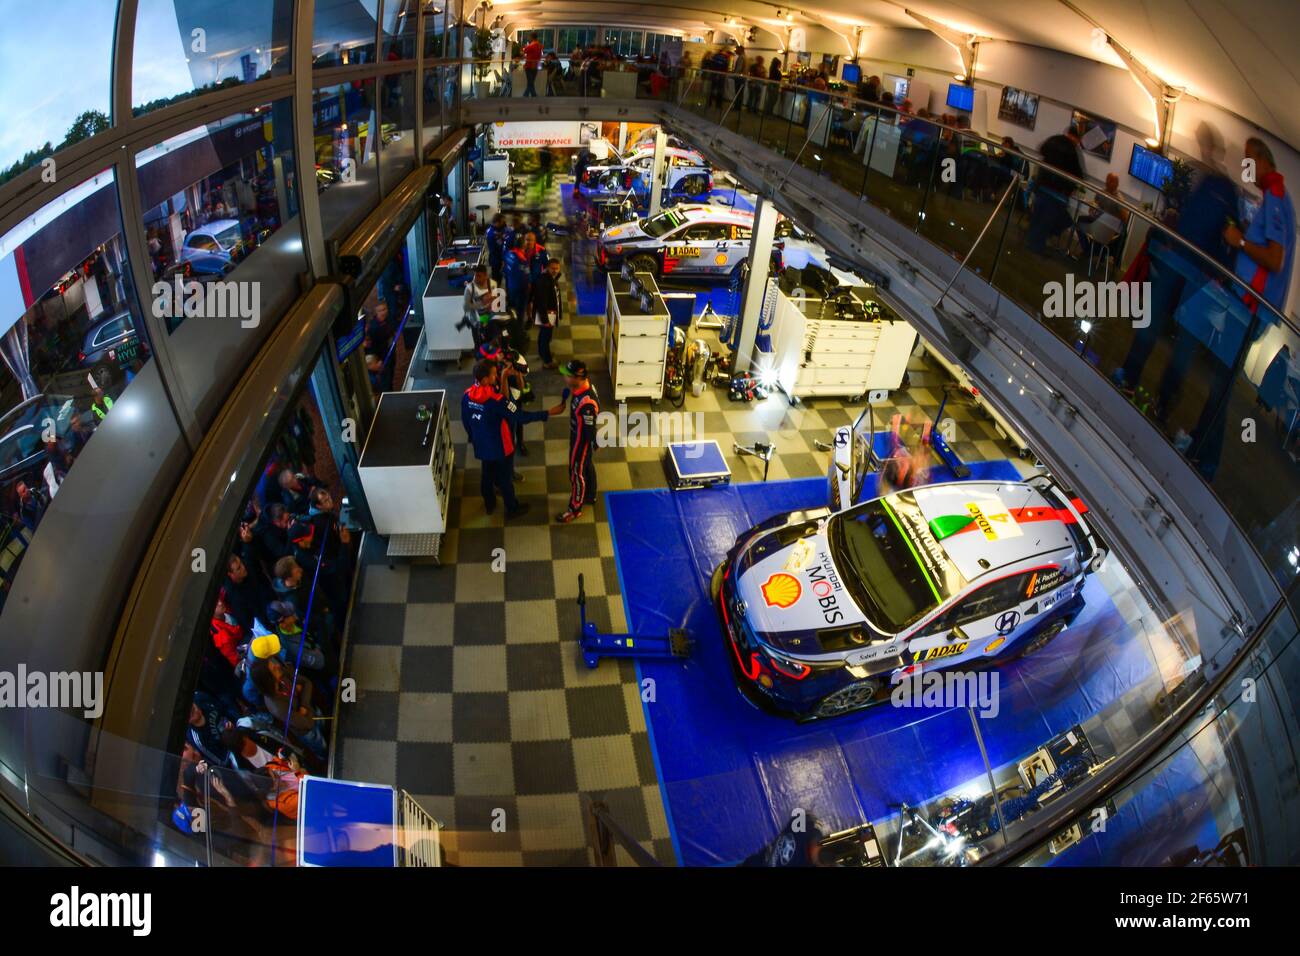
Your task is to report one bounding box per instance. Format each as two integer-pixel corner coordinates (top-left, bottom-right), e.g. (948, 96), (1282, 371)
(713, 476), (1106, 719)
(581, 144), (713, 198)
(597, 203), (829, 280)
(598, 203), (756, 278)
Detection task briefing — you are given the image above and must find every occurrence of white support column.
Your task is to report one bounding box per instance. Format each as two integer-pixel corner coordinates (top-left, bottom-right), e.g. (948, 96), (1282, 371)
(648, 128), (667, 215)
(733, 197), (779, 373)
(617, 122), (628, 152)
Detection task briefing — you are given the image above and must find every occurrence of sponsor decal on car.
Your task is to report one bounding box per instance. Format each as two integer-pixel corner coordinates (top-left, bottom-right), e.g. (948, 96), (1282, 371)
(805, 553), (845, 624)
(964, 499), (1022, 541)
(713, 253), (728, 266)
(913, 641), (969, 662)
(761, 572), (802, 609)
(664, 245), (702, 257)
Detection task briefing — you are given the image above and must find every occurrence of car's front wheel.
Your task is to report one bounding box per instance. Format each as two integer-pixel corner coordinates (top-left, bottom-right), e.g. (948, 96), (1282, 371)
(807, 678), (884, 720)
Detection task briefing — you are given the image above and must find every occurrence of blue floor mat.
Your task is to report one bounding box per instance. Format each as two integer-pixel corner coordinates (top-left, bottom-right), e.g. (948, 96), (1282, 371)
(606, 468), (1154, 866)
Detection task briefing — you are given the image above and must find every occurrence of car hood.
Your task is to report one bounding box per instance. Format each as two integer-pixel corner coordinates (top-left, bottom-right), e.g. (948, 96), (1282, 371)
(733, 526), (870, 654)
(601, 221), (647, 244)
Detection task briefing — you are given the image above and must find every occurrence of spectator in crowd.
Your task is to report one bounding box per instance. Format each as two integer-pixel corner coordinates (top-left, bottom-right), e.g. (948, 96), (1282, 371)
(532, 257), (564, 369)
(766, 55), (783, 114)
(522, 33), (544, 97)
(747, 57), (766, 112)
(545, 51), (565, 95)
(463, 263), (502, 351)
(1027, 126), (1085, 255)
(1115, 130), (1242, 415)
(266, 600), (328, 680)
(295, 486), (352, 617)
(276, 467), (316, 514)
(221, 553), (267, 633)
(731, 46), (748, 102)
(365, 353), (387, 394)
(485, 213), (508, 282)
(188, 692), (234, 766)
(1071, 171), (1129, 256)
(11, 480), (47, 532)
(504, 233), (539, 342)
(249, 654), (327, 758)
(365, 300), (395, 365)
(706, 47), (729, 108)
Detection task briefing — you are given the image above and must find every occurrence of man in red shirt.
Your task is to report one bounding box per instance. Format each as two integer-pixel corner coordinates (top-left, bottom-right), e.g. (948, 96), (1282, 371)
(522, 33), (544, 97)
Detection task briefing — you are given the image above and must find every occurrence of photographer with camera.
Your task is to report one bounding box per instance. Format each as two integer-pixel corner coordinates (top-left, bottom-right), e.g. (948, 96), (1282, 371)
(461, 264), (505, 352)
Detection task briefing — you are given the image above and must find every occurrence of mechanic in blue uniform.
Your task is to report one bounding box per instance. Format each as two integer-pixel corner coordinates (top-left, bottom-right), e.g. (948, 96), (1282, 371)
(555, 360), (599, 523)
(462, 359), (550, 518)
(484, 213), (508, 282)
(503, 234), (536, 347)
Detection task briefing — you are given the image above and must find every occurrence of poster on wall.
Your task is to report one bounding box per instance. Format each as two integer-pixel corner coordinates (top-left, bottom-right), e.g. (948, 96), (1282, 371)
(1071, 108), (1118, 160)
(578, 122), (600, 146)
(492, 121), (584, 149)
(997, 86), (1039, 131)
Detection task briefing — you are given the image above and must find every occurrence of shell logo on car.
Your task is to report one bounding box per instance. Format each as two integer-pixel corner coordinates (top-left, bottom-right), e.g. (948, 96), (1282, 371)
(714, 253), (728, 266)
(760, 573), (802, 609)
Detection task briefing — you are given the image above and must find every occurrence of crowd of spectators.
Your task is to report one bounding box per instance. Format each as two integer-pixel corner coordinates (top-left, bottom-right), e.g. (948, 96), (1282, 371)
(174, 418), (356, 862)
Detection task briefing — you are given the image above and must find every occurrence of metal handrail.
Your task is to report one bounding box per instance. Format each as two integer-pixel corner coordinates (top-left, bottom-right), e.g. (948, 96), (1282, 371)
(585, 796), (662, 866)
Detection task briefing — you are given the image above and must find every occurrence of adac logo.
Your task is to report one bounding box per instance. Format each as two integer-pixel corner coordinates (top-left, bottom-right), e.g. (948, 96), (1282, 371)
(760, 572), (802, 609)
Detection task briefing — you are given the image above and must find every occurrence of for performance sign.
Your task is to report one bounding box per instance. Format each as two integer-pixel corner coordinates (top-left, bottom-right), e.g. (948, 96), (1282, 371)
(492, 121), (584, 149)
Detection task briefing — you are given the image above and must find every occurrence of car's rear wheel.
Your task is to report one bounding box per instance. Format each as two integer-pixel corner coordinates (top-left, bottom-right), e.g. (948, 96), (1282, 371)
(809, 678), (883, 720)
(680, 174), (708, 197)
(1014, 619), (1067, 660)
(628, 253), (659, 277)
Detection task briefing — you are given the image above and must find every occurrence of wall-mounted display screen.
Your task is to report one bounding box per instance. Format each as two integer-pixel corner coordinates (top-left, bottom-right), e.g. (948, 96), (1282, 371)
(997, 85), (1039, 130)
(1072, 108), (1118, 160)
(1129, 143), (1174, 189)
(946, 82), (974, 112)
(842, 63), (861, 85)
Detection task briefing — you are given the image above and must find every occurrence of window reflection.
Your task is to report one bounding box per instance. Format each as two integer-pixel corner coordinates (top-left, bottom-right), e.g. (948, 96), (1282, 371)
(313, 80), (381, 236)
(0, 3), (116, 187)
(379, 73), (417, 189)
(312, 0), (379, 67)
(132, 0), (293, 115)
(0, 171), (151, 611)
(135, 102), (299, 332)
(383, 0), (420, 60)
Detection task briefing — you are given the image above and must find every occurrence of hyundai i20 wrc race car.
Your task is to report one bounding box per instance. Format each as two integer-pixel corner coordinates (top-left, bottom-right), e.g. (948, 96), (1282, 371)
(580, 144), (713, 198)
(597, 203), (760, 279)
(711, 476), (1105, 720)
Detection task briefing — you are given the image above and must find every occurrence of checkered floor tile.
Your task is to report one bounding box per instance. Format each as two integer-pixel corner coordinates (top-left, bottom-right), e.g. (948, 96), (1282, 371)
(334, 173), (1033, 866)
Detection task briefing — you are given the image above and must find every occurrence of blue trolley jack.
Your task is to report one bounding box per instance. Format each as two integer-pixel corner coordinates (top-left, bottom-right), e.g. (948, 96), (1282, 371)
(576, 573), (692, 669)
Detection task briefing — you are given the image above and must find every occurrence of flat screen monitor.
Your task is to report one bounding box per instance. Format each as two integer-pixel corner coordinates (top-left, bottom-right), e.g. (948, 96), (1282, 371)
(1129, 143), (1174, 189)
(842, 63), (861, 85)
(946, 82), (974, 112)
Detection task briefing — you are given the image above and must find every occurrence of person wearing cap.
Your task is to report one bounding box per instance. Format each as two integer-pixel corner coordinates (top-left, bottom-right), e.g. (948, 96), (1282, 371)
(554, 360), (599, 523)
(462, 359), (551, 518)
(266, 600), (327, 676)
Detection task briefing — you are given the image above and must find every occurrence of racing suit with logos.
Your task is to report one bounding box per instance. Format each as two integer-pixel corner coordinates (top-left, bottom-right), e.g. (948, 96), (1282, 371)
(566, 383), (600, 513)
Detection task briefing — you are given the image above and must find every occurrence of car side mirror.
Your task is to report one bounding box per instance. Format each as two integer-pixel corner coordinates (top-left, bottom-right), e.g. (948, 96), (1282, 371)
(948, 625), (968, 643)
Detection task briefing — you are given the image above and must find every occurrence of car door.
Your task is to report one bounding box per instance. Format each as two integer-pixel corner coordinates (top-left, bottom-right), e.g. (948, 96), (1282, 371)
(663, 223), (720, 274)
(906, 573), (1033, 669)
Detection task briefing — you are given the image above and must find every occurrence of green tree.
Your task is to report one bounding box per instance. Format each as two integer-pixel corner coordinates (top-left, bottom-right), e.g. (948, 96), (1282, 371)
(61, 109), (110, 148)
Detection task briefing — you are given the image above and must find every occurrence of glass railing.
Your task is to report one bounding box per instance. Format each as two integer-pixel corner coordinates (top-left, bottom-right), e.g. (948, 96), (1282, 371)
(666, 67), (1300, 605)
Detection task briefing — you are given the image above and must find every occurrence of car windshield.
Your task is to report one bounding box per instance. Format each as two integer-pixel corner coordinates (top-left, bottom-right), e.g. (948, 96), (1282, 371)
(214, 224), (242, 248)
(827, 496), (965, 632)
(642, 210), (686, 238)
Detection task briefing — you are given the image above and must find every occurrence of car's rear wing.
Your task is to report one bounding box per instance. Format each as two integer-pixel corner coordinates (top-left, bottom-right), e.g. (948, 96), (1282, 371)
(1026, 474), (1108, 573)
